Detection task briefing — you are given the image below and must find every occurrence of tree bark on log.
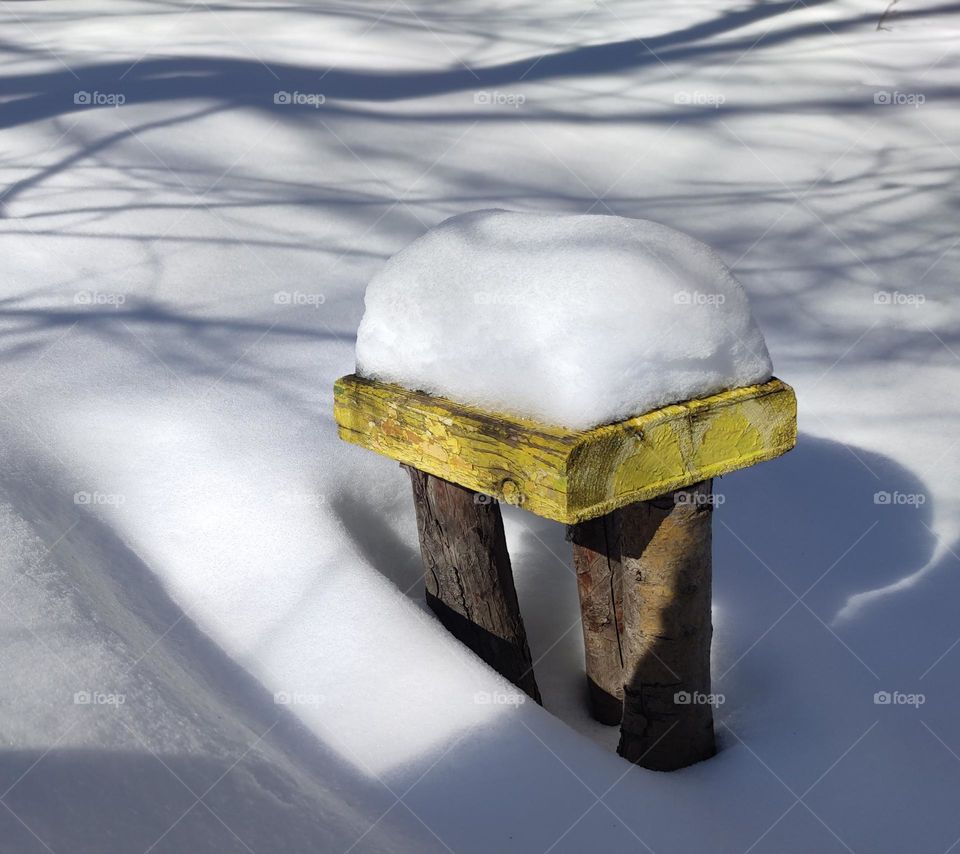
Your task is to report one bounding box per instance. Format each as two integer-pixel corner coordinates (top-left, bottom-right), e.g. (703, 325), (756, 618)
(570, 514), (624, 725)
(617, 480), (716, 770)
(406, 467), (542, 703)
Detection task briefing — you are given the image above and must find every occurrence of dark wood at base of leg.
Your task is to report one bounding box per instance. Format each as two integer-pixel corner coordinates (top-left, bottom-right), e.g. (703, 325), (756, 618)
(406, 467), (541, 704)
(616, 480), (717, 771)
(570, 514), (624, 725)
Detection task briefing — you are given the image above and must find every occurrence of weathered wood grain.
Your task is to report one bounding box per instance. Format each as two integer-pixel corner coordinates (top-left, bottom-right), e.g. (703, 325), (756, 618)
(570, 514), (624, 725)
(617, 481), (716, 771)
(406, 467), (542, 703)
(334, 374), (796, 524)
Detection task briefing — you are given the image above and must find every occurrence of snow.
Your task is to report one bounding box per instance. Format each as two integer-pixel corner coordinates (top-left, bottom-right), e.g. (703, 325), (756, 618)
(357, 210), (773, 428)
(1, 1), (960, 852)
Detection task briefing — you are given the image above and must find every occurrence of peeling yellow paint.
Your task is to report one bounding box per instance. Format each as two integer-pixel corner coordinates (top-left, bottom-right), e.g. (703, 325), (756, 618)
(334, 374), (797, 524)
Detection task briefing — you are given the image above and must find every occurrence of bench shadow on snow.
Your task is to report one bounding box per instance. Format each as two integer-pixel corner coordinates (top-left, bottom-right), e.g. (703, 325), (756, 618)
(333, 432), (949, 749)
(327, 431), (960, 853)
(1, 434), (954, 853)
(501, 433), (946, 742)
(410, 432), (960, 854)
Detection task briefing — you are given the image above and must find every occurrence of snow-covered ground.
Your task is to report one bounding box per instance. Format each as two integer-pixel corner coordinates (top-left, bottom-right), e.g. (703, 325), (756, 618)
(1, 1), (958, 851)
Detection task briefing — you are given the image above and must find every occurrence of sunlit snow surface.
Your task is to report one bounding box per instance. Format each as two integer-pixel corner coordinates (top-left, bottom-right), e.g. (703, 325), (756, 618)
(1, 1), (960, 852)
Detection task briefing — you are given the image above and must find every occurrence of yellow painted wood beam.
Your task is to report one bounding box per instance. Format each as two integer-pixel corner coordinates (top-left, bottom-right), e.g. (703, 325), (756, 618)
(334, 374), (797, 524)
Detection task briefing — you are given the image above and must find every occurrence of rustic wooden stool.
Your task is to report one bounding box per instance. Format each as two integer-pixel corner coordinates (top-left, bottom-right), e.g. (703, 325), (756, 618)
(334, 374), (796, 770)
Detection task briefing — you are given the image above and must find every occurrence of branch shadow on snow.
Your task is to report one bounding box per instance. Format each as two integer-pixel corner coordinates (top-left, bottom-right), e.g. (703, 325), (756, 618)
(2, 0), (960, 135)
(2, 0), (960, 223)
(0, 294), (357, 416)
(2, 1), (959, 848)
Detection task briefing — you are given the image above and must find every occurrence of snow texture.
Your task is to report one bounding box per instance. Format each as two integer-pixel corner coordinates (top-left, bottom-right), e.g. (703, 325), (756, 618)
(357, 210), (773, 428)
(2, 1), (960, 852)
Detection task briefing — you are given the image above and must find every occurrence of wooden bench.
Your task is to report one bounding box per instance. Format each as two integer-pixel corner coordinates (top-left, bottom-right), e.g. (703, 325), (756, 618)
(334, 373), (796, 770)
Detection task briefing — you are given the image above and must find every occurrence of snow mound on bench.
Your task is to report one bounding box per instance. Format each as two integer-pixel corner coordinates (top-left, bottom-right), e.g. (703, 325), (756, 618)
(356, 210), (773, 429)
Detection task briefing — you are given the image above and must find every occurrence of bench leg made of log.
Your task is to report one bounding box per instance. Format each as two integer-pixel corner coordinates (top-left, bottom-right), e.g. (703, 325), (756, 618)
(405, 466), (542, 704)
(570, 513), (625, 725)
(571, 481), (716, 768)
(616, 480), (717, 770)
